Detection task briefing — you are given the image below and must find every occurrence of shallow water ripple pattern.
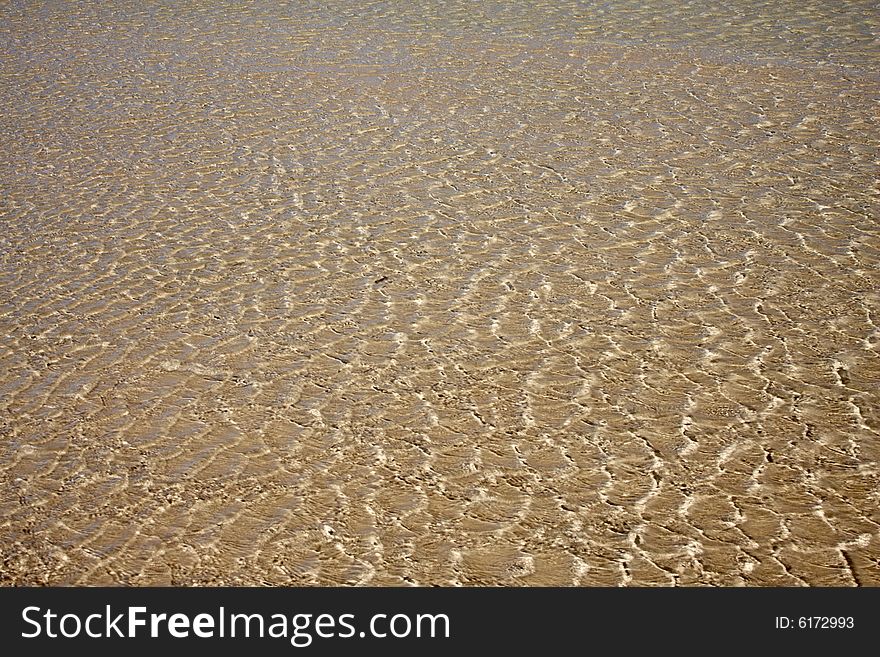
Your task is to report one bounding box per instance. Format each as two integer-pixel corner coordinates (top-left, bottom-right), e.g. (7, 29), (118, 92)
(1, 1), (878, 585)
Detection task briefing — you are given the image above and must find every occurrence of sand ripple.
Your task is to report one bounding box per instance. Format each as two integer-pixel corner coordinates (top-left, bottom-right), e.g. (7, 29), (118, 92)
(1, 1), (878, 585)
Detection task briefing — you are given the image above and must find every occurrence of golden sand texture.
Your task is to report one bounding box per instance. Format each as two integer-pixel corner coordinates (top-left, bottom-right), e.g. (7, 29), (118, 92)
(1, 1), (878, 585)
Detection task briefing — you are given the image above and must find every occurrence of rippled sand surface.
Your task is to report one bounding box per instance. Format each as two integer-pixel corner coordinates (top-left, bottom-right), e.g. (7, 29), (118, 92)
(1, 1), (879, 586)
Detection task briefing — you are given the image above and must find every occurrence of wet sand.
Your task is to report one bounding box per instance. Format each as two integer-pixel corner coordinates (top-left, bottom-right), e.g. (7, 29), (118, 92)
(1, 1), (878, 585)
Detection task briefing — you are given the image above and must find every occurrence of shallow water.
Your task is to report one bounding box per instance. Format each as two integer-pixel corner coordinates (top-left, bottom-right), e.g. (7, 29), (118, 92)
(1, 1), (878, 585)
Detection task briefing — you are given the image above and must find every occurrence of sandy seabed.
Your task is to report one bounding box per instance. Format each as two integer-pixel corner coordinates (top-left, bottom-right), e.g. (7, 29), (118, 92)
(1, 1), (878, 585)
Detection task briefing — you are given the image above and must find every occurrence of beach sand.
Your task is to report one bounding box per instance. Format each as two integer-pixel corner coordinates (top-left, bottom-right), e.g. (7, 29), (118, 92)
(1, 1), (878, 585)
